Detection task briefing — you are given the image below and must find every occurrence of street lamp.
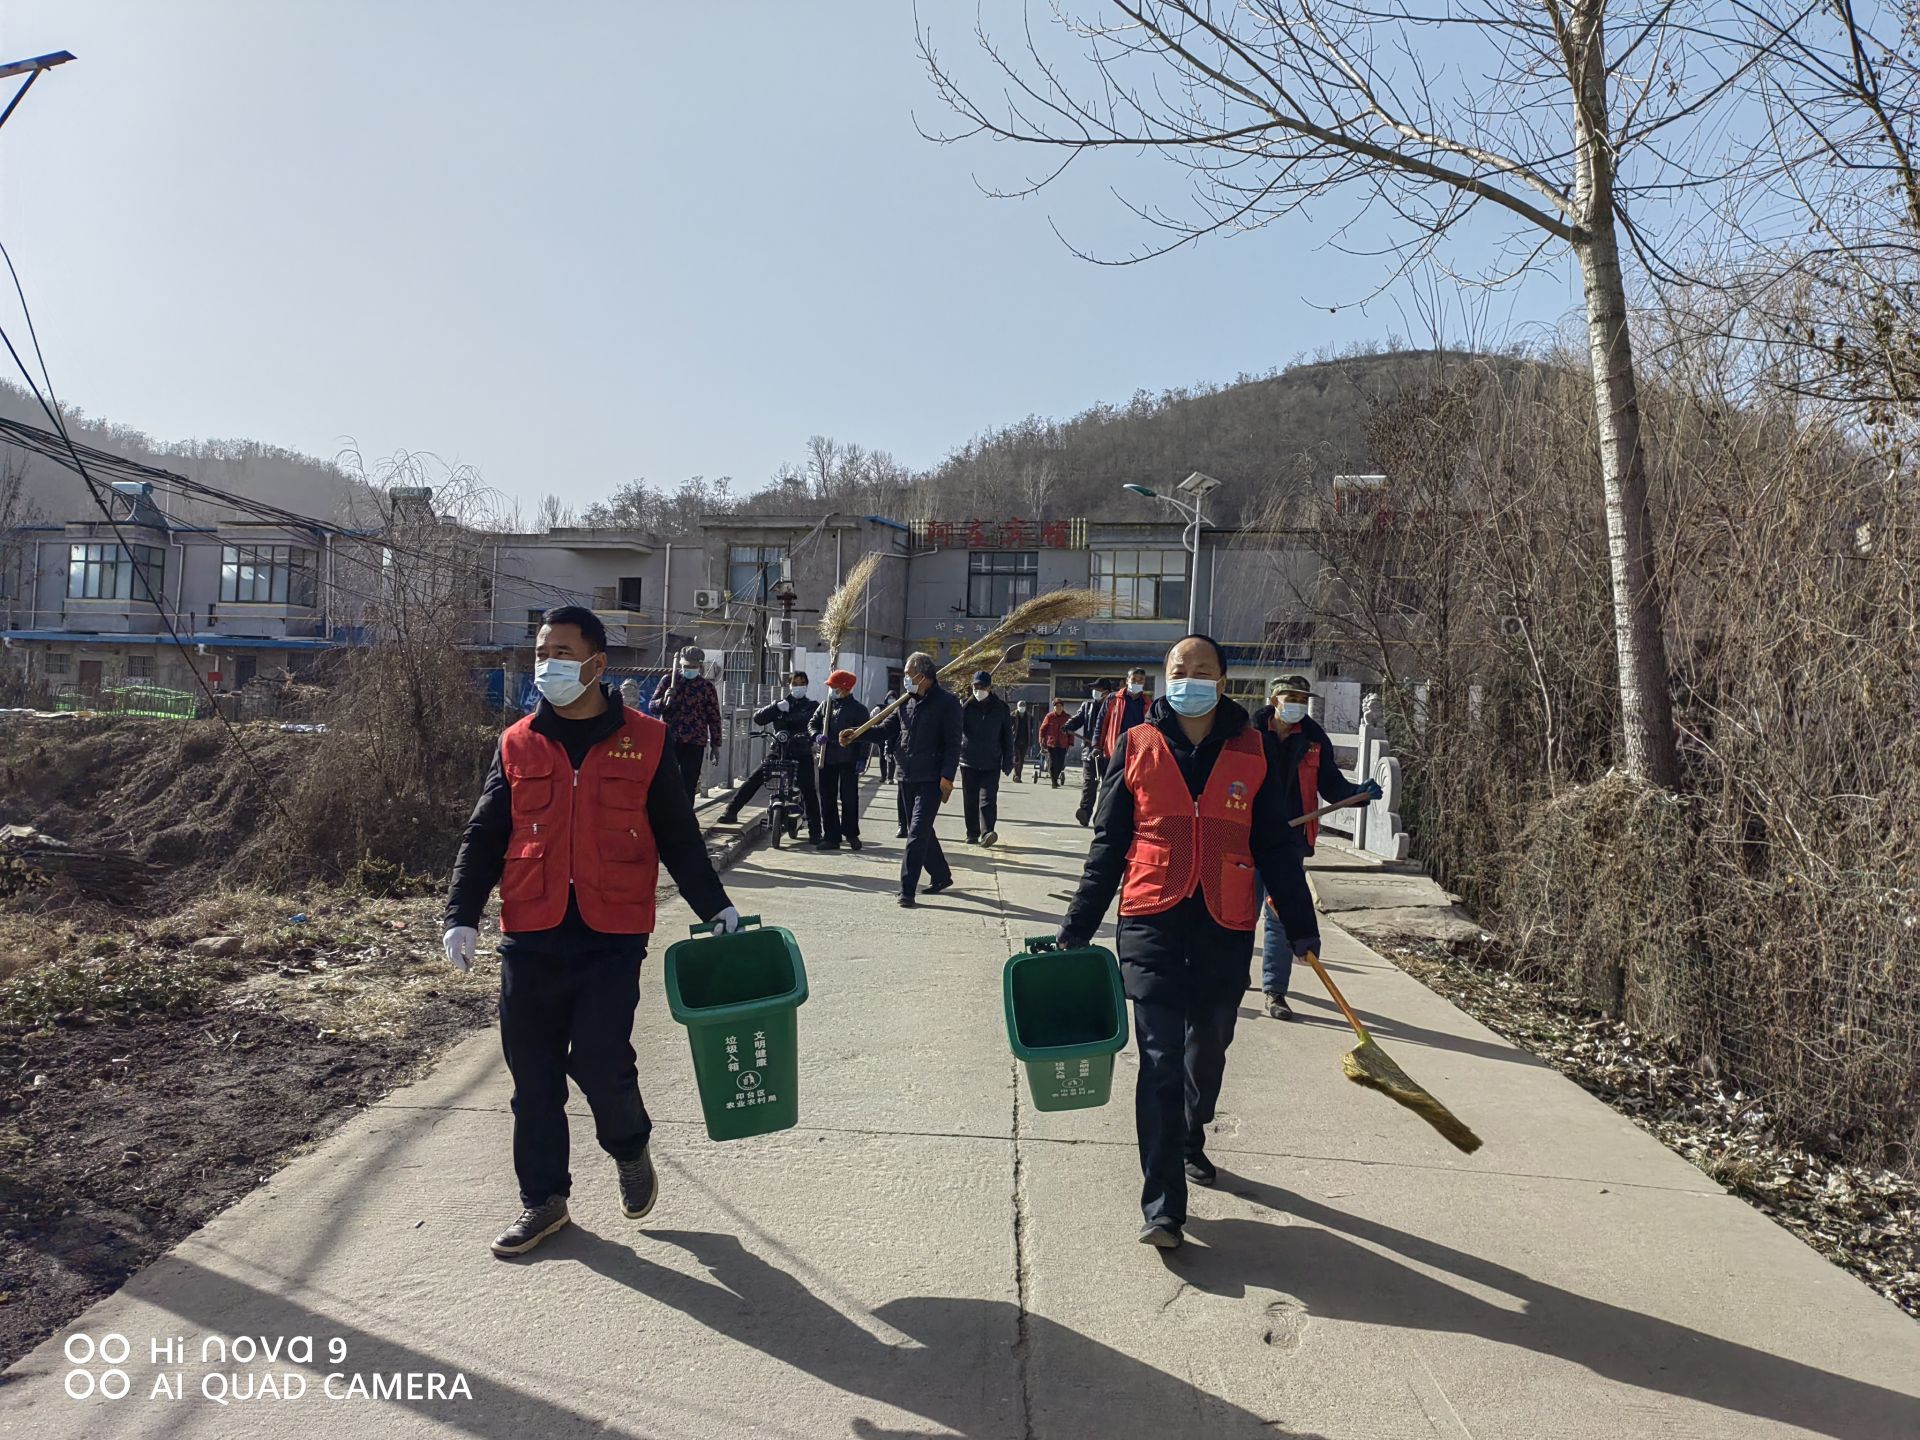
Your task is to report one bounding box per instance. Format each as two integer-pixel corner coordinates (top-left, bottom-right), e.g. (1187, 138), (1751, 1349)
(1121, 472), (1219, 632)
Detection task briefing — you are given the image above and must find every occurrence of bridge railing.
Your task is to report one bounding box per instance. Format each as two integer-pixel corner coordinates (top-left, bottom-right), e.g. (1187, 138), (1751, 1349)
(1319, 698), (1411, 862)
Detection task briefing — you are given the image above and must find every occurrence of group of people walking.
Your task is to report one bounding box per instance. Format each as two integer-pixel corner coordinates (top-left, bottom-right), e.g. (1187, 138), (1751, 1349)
(443, 610), (1378, 1257)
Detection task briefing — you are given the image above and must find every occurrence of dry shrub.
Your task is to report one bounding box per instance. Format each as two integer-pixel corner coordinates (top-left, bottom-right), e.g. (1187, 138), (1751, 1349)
(1277, 343), (1920, 1172)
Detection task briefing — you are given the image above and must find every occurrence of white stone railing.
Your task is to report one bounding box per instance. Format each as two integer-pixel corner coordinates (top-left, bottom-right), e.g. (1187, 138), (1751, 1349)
(1317, 694), (1411, 862)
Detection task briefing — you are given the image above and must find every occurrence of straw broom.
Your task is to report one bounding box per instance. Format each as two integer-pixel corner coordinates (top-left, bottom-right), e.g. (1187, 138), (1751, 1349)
(817, 551), (884, 666)
(1297, 947), (1483, 1153)
(838, 586), (1105, 744)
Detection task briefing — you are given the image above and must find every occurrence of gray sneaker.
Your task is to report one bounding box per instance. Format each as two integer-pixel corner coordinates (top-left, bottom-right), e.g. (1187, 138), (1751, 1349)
(616, 1147), (658, 1219)
(491, 1196), (569, 1257)
(981, 829), (999, 847)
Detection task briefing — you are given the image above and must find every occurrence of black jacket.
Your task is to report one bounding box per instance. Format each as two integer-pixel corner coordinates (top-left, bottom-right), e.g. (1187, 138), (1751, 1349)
(1271, 714), (1361, 843)
(1060, 698), (1319, 1005)
(443, 689), (731, 955)
(960, 692), (1015, 771)
(1011, 707), (1035, 753)
(810, 693), (871, 767)
(755, 693), (819, 757)
(879, 684), (962, 784)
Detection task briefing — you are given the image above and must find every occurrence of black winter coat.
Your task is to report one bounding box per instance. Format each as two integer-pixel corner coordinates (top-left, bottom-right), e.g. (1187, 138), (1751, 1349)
(755, 693), (819, 759)
(1060, 698), (1313, 1007)
(878, 685), (962, 784)
(810, 693), (871, 767)
(1011, 707), (1035, 754)
(960, 693), (1015, 771)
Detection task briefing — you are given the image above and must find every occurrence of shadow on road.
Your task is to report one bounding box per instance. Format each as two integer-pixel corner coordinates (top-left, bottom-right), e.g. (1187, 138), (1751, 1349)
(1176, 1174), (1920, 1440)
(547, 1225), (1321, 1438)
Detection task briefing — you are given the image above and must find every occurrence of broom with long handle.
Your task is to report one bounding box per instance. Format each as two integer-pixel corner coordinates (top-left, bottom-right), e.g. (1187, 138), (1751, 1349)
(835, 586), (1107, 747)
(1283, 794), (1481, 1152)
(1295, 946), (1483, 1154)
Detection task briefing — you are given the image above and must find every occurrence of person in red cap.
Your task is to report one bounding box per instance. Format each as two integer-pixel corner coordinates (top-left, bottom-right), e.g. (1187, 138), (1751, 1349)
(810, 669), (872, 851)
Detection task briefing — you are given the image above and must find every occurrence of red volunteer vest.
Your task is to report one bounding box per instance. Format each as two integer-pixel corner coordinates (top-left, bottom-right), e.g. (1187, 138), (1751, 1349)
(1119, 725), (1268, 930)
(1100, 691), (1141, 758)
(1281, 722), (1325, 847)
(498, 710), (666, 935)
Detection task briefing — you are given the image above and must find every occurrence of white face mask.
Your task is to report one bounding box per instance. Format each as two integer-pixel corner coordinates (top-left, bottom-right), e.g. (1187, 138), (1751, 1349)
(972, 688), (989, 701)
(828, 687), (847, 700)
(1127, 681), (1145, 694)
(790, 684), (808, 697)
(1279, 700), (1308, 724)
(535, 657), (594, 707)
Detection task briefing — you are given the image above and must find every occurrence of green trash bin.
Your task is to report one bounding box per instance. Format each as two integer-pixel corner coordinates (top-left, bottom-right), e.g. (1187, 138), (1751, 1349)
(1003, 935), (1129, 1111)
(663, 916), (809, 1141)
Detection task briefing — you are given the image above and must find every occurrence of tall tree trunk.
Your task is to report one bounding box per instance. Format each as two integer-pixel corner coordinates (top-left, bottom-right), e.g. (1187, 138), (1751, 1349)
(1571, 1), (1681, 789)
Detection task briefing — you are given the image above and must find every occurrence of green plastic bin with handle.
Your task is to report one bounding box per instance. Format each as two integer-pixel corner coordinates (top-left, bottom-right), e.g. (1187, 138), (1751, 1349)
(1003, 935), (1129, 1111)
(663, 916), (809, 1141)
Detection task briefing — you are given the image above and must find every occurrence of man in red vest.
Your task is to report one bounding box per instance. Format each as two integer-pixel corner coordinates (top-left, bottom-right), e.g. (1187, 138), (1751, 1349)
(442, 606), (741, 1257)
(1056, 635), (1368, 1249)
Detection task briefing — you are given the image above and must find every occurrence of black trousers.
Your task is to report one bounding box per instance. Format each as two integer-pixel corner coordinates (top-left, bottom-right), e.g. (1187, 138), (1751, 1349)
(1047, 748), (1068, 786)
(1076, 754), (1105, 822)
(499, 944), (651, 1207)
(1133, 990), (1241, 1227)
(960, 765), (1002, 841)
(672, 742), (705, 804)
(898, 779), (952, 897)
(819, 762), (862, 843)
(878, 741), (896, 783)
(730, 750), (821, 838)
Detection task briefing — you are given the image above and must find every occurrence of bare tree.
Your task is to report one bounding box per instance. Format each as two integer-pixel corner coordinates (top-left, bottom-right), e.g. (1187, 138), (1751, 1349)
(0, 449), (36, 628)
(918, 0), (1802, 787)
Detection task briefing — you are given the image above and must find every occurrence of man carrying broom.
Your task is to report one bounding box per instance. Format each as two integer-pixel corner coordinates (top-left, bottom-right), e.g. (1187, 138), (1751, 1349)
(1055, 635), (1375, 1249)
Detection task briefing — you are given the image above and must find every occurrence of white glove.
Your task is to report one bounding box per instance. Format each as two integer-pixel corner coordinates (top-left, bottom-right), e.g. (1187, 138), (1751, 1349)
(710, 906), (743, 935)
(442, 926), (477, 971)
(777, 699), (790, 712)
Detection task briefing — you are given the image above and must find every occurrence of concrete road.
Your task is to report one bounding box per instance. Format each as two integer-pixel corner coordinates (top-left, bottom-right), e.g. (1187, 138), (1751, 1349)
(5, 778), (1917, 1438)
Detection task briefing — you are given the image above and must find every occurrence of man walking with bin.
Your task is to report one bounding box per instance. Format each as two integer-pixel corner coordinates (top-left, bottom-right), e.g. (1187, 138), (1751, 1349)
(1251, 673), (1376, 1020)
(811, 668), (870, 851)
(648, 645), (723, 803)
(961, 669), (1015, 846)
(1039, 697), (1073, 788)
(858, 651), (961, 906)
(1056, 635), (1378, 1250)
(443, 606), (742, 1258)
(721, 669), (822, 844)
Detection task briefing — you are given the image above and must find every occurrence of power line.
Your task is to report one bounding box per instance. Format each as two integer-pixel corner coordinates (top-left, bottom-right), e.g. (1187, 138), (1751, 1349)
(0, 240), (298, 827)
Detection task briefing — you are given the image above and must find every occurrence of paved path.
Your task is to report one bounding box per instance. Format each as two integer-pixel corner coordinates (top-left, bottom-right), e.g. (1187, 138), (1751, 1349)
(5, 780), (1917, 1438)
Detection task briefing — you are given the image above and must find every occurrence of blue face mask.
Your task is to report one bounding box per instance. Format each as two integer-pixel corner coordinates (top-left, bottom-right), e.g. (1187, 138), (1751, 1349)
(1278, 700), (1308, 725)
(1165, 678), (1218, 717)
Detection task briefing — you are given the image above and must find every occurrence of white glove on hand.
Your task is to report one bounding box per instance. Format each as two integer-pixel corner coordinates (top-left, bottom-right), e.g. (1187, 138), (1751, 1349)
(442, 926), (477, 971)
(777, 699), (790, 712)
(710, 906), (743, 935)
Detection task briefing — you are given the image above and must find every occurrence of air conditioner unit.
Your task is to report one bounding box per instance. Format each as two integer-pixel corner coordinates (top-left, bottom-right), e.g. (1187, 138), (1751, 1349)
(766, 617), (796, 649)
(693, 589), (723, 612)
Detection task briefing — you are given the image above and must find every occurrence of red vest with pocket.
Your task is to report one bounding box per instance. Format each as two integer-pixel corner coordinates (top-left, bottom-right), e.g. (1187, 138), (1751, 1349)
(1281, 722), (1325, 847)
(498, 710), (665, 935)
(1100, 690), (1142, 758)
(1119, 725), (1268, 930)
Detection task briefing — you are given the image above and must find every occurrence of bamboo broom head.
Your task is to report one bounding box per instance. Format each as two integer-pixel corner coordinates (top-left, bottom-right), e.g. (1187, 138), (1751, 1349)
(818, 551), (884, 664)
(940, 587), (1107, 679)
(1341, 1039), (1483, 1154)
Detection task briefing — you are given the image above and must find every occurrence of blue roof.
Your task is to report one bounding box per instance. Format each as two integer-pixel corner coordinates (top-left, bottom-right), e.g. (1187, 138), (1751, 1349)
(3, 630), (346, 651)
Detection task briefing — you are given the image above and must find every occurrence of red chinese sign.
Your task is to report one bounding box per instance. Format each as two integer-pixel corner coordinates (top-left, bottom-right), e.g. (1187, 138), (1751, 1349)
(913, 517), (1082, 550)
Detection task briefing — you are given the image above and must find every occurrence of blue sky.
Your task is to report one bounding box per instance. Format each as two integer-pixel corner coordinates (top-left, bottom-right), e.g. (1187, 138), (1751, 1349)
(0, 2), (1582, 509)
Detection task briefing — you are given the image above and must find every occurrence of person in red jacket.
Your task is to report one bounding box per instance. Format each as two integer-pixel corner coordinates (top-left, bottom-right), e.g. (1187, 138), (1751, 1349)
(1055, 635), (1318, 1249)
(442, 606), (742, 1258)
(1038, 697), (1073, 788)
